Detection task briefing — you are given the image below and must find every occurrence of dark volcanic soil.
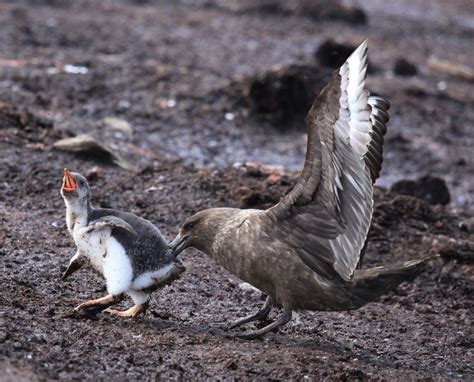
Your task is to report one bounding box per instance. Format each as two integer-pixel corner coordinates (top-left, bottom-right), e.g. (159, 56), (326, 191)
(0, 0), (473, 380)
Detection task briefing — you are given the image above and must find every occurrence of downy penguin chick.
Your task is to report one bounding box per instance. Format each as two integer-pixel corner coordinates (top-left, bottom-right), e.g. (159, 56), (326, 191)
(61, 168), (184, 318)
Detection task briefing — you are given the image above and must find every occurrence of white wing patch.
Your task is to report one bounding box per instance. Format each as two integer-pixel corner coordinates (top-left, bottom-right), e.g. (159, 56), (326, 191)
(329, 40), (374, 280)
(131, 263), (175, 290)
(340, 40), (372, 158)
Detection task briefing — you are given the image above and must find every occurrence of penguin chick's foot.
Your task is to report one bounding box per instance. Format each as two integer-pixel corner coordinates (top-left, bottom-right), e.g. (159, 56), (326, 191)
(104, 303), (148, 318)
(74, 294), (124, 316)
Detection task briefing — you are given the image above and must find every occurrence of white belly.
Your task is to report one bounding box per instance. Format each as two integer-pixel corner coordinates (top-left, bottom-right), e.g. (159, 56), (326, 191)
(73, 226), (133, 295)
(73, 227), (109, 273)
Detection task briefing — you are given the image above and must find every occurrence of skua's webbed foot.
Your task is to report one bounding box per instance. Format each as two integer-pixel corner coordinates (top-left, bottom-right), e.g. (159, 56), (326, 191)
(224, 296), (272, 331)
(232, 310), (292, 340)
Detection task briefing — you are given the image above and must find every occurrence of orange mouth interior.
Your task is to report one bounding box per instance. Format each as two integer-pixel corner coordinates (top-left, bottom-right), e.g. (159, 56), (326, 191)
(62, 168), (77, 192)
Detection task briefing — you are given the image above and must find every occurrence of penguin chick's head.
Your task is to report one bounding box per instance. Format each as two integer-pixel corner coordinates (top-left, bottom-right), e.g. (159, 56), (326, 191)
(60, 168), (91, 203)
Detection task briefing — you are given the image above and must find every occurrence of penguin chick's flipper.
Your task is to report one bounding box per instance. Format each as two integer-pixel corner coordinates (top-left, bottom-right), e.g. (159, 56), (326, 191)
(73, 293), (125, 317)
(62, 251), (87, 280)
(86, 216), (138, 236)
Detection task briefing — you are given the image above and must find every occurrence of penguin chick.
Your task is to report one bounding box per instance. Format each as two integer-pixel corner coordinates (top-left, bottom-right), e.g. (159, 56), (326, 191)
(60, 168), (184, 318)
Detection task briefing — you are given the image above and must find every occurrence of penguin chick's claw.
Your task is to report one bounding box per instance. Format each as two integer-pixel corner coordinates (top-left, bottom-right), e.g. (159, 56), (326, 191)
(86, 216), (137, 236)
(104, 303), (148, 318)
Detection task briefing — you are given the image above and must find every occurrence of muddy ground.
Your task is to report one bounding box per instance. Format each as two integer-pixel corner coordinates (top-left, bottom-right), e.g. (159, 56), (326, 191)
(0, 0), (473, 380)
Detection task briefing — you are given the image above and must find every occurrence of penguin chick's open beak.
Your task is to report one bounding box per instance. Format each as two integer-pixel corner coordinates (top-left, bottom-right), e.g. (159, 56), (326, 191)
(169, 234), (189, 257)
(62, 168), (77, 193)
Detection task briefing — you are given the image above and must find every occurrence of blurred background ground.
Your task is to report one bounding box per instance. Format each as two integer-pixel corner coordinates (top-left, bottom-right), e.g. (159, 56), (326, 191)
(0, 0), (473, 380)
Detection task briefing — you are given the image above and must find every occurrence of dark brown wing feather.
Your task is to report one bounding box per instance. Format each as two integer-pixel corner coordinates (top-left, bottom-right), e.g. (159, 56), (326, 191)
(365, 96), (390, 182)
(266, 40), (388, 281)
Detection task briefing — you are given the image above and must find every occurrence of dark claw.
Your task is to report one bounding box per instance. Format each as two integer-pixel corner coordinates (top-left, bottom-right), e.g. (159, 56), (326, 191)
(233, 331), (264, 341)
(216, 322), (233, 332)
(61, 309), (79, 318)
(206, 323), (227, 334)
(66, 304), (108, 318)
(78, 305), (108, 316)
(206, 326), (264, 340)
(228, 310), (292, 340)
(61, 307), (101, 319)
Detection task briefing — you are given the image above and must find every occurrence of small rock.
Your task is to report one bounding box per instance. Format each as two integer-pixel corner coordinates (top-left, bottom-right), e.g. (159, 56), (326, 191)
(63, 64), (88, 74)
(243, 161), (286, 176)
(315, 40), (355, 69)
(327, 6), (367, 25)
(118, 100), (131, 109)
(295, 2), (367, 24)
(236, 186), (253, 197)
(340, 368), (367, 381)
(393, 58), (418, 77)
(249, 68), (309, 120)
(437, 81), (448, 91)
(245, 167), (263, 177)
(391, 175), (450, 205)
(53, 134), (136, 171)
(417, 304), (433, 314)
(25, 142), (45, 150)
(226, 360), (238, 370)
(241, 190), (275, 210)
(405, 86), (428, 97)
(125, 354), (134, 364)
(315, 39), (377, 72)
(85, 166), (103, 181)
(439, 241), (474, 264)
(241, 192), (264, 208)
(217, 1), (367, 25)
(387, 133), (410, 145)
(266, 173), (282, 184)
(247, 65), (330, 126)
(224, 112), (235, 121)
(159, 99), (176, 109)
(0, 102), (53, 131)
(457, 220), (470, 232)
(103, 117), (133, 134)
